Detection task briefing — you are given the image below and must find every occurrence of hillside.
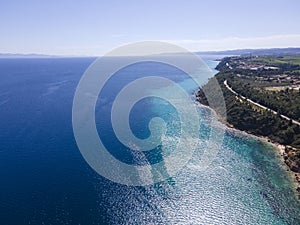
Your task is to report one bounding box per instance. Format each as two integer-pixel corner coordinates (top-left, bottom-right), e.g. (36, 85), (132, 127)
(197, 54), (300, 179)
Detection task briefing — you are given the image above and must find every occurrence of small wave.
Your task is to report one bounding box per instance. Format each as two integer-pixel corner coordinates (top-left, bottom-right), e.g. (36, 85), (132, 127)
(43, 80), (69, 96)
(0, 99), (9, 106)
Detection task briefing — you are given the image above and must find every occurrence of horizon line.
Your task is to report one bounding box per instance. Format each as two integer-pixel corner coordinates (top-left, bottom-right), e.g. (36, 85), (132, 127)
(1, 46), (300, 58)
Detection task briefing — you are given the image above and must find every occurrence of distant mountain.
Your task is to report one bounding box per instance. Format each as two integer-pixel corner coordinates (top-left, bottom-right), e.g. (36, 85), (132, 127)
(2, 47), (300, 58)
(0, 53), (58, 58)
(196, 47), (300, 56)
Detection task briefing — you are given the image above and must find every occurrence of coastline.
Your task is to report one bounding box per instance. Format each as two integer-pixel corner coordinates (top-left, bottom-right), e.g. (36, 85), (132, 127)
(196, 99), (300, 199)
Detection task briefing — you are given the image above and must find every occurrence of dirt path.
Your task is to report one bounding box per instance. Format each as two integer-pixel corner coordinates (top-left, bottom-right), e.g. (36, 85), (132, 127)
(224, 80), (300, 126)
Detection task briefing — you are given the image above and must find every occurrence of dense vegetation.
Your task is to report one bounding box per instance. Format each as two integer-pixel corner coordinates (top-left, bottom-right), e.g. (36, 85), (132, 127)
(197, 75), (300, 148)
(197, 55), (300, 173)
(226, 77), (300, 121)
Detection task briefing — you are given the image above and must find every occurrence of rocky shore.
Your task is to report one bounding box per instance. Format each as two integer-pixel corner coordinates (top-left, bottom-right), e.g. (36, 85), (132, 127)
(281, 145), (300, 196)
(196, 93), (300, 199)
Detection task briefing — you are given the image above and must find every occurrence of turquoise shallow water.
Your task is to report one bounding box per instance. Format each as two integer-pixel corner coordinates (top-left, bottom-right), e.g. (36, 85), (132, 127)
(0, 57), (299, 224)
(93, 57), (300, 224)
(97, 108), (300, 224)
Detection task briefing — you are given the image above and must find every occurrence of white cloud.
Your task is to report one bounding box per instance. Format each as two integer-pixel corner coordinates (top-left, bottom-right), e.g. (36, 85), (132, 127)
(2, 34), (299, 56)
(163, 34), (300, 52)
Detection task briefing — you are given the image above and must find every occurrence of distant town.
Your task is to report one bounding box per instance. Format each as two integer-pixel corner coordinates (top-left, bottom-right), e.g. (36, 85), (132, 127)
(222, 54), (300, 90)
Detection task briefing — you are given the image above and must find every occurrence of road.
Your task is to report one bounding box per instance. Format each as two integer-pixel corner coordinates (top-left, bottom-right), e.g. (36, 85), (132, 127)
(223, 80), (300, 126)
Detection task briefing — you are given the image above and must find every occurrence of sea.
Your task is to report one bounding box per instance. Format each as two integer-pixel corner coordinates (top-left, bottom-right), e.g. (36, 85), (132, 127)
(0, 56), (300, 225)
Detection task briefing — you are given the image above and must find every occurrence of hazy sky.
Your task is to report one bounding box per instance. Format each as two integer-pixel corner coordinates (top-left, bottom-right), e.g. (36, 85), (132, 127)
(1, 0), (300, 55)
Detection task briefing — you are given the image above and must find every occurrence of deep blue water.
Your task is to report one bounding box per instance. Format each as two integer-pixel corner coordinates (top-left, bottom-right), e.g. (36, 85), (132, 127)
(0, 57), (300, 224)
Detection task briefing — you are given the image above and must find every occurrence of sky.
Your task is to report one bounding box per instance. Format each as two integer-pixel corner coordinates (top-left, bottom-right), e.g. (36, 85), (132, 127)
(1, 0), (300, 56)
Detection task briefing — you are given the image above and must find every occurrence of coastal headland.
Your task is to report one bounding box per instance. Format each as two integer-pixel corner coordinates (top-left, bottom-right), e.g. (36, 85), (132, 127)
(197, 52), (300, 198)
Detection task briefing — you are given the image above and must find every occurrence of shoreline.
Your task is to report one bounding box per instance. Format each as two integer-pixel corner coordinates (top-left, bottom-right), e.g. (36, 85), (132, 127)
(196, 100), (300, 199)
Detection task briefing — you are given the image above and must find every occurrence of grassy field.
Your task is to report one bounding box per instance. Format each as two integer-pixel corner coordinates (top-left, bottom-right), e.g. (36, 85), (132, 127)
(251, 55), (300, 65)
